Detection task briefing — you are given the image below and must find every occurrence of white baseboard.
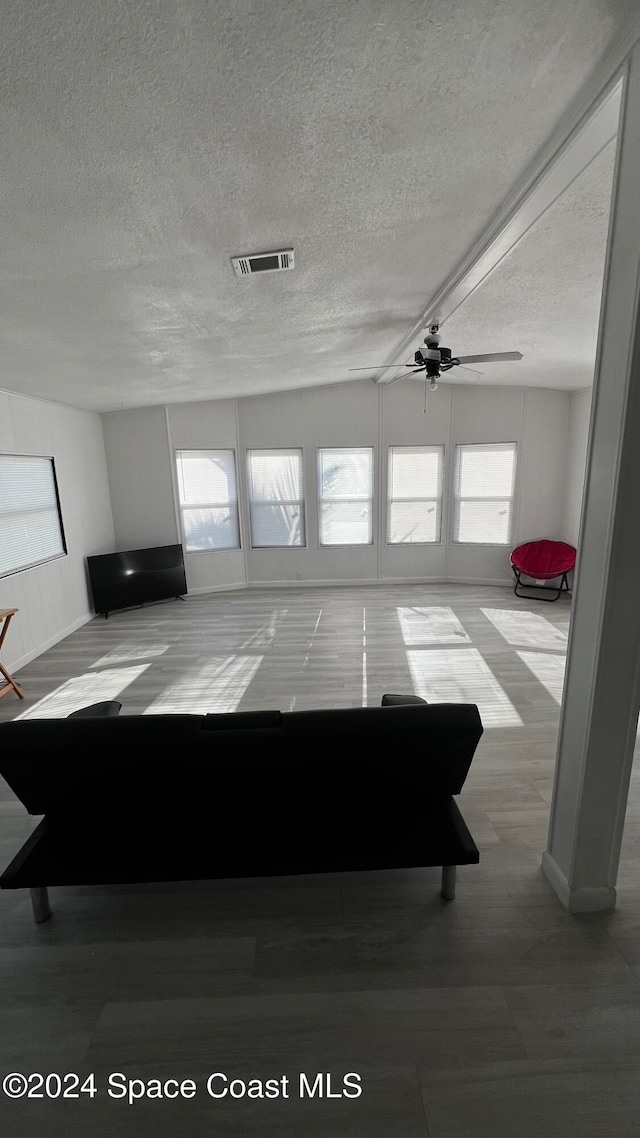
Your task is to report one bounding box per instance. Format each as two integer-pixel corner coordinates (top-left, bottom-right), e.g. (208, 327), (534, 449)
(185, 583), (246, 596)
(246, 577), (444, 589)
(187, 575), (513, 592)
(445, 576), (513, 587)
(8, 611), (95, 673)
(541, 851), (617, 912)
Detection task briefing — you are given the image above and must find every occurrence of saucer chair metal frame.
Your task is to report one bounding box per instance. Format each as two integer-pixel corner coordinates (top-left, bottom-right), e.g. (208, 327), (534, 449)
(510, 540), (576, 602)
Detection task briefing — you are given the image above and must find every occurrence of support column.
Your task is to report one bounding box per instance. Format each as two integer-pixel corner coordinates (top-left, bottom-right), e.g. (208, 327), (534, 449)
(543, 47), (640, 912)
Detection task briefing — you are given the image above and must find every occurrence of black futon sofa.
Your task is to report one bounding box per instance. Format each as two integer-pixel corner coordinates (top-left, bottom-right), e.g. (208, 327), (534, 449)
(0, 695), (483, 922)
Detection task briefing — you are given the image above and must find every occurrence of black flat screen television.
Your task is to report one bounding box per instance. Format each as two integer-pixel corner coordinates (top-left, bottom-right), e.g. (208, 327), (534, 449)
(87, 544), (187, 616)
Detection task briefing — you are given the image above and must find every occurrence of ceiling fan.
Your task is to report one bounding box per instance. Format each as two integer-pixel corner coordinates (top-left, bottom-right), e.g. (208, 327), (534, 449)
(348, 324), (523, 390)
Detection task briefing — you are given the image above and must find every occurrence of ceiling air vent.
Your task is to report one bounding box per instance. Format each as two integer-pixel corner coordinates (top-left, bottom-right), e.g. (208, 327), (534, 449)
(231, 249), (295, 277)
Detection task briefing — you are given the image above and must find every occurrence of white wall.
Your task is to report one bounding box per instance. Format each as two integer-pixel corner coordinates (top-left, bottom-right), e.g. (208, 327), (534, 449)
(562, 388), (592, 548)
(518, 388), (570, 543)
(102, 406), (178, 551)
(102, 380), (573, 591)
(0, 390), (114, 671)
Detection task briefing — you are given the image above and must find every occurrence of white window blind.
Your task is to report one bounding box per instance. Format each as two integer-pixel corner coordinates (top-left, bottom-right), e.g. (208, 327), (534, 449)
(176, 450), (240, 552)
(247, 449), (305, 547)
(453, 442), (517, 544)
(0, 454), (66, 576)
(387, 445), (444, 543)
(318, 447), (373, 545)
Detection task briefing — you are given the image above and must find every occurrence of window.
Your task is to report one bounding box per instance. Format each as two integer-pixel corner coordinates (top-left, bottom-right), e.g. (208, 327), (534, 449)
(318, 447), (374, 545)
(176, 450), (240, 551)
(0, 454), (66, 576)
(453, 442), (517, 544)
(387, 445), (444, 543)
(247, 449), (305, 547)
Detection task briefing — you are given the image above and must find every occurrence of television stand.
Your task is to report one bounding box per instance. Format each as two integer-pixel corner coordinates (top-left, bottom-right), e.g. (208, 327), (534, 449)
(103, 595), (186, 619)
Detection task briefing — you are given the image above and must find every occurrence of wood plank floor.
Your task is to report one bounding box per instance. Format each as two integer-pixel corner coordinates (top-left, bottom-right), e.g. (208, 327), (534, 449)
(1, 583), (640, 1138)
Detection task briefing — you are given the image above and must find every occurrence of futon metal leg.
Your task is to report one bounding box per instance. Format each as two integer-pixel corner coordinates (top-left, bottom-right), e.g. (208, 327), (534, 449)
(441, 865), (456, 900)
(30, 887), (51, 923)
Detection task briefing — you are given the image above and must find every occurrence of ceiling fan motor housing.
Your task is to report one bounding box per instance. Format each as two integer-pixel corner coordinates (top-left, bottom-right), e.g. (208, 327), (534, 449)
(414, 349), (442, 378)
(416, 346), (441, 362)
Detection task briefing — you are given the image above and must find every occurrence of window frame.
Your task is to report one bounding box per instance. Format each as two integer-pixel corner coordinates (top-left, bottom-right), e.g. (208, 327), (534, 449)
(175, 448), (241, 554)
(246, 447), (306, 549)
(451, 441), (518, 547)
(0, 452), (67, 578)
(317, 445), (375, 547)
(386, 444), (445, 546)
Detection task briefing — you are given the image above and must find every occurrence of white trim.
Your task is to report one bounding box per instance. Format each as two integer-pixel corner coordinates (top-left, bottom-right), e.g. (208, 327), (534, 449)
(246, 577), (446, 589)
(234, 398), (250, 580)
(0, 385), (102, 415)
(168, 574), (516, 592)
(6, 611), (94, 673)
(376, 383), (384, 576)
(244, 575), (512, 588)
(442, 576), (512, 587)
(183, 583), (247, 596)
(165, 407), (182, 547)
(378, 575), (446, 585)
(444, 389), (455, 566)
(541, 852), (616, 912)
(544, 48), (640, 912)
(515, 390), (527, 545)
(248, 577), (384, 588)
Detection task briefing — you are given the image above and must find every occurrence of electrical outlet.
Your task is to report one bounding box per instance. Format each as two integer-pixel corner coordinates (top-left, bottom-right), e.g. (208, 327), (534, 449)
(296, 573), (303, 580)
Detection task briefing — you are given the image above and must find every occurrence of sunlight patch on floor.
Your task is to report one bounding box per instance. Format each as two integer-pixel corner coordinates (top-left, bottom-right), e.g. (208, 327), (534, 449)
(397, 606), (471, 646)
(15, 665), (151, 719)
(481, 608), (568, 650)
(407, 648), (523, 726)
(91, 643), (170, 667)
(517, 650), (567, 704)
(301, 610), (323, 670)
(143, 655), (263, 714)
(238, 609), (289, 651)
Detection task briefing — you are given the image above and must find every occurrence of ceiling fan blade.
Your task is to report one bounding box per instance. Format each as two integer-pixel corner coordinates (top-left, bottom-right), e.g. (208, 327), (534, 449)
(455, 352), (523, 365)
(385, 367), (425, 385)
(348, 363), (414, 371)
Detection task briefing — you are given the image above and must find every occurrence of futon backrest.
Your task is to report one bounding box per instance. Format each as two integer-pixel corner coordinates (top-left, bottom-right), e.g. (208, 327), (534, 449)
(0, 703), (482, 815)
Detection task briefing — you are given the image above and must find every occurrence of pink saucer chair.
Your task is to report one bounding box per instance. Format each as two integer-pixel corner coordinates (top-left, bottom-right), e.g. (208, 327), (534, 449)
(510, 539), (576, 602)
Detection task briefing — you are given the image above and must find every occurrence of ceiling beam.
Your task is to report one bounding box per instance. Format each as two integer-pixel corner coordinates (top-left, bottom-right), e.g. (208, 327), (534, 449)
(376, 12), (640, 383)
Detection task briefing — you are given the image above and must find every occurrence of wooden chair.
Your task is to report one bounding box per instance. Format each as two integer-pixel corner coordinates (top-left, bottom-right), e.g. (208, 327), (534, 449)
(0, 609), (24, 700)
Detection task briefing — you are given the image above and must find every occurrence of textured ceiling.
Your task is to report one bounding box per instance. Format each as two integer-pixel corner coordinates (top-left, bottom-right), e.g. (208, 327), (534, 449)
(432, 140), (617, 392)
(0, 0), (635, 412)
